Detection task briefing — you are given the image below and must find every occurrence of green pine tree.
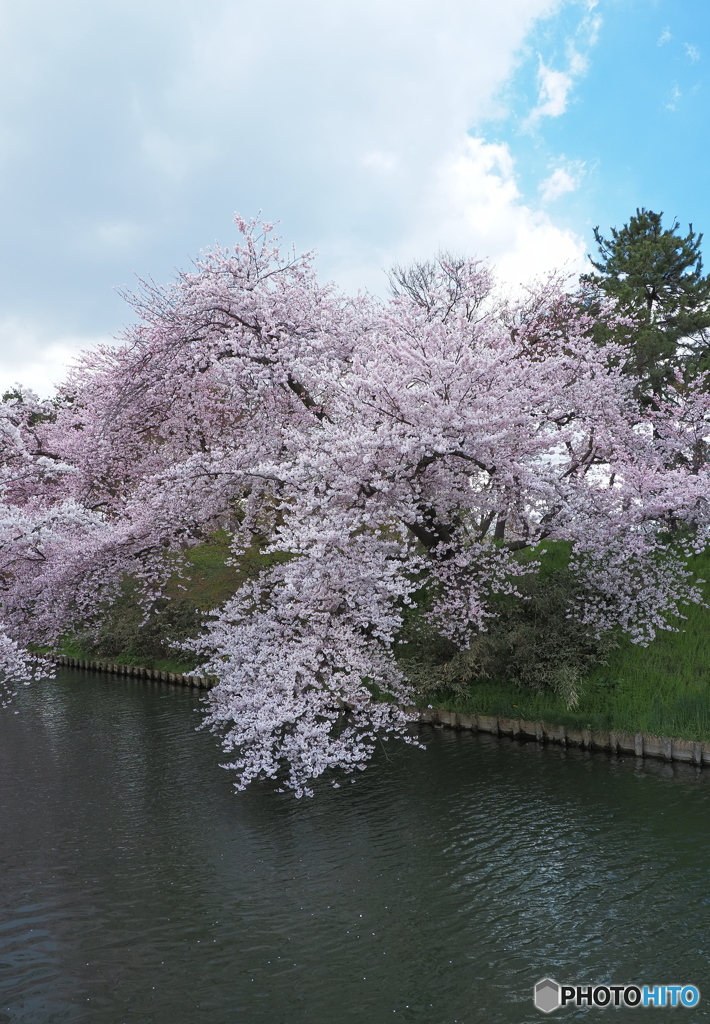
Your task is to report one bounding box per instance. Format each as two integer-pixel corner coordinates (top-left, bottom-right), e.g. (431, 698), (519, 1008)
(581, 208), (710, 401)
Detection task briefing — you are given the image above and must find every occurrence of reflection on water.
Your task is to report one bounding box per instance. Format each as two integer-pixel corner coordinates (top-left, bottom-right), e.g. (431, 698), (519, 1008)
(1, 671), (709, 1023)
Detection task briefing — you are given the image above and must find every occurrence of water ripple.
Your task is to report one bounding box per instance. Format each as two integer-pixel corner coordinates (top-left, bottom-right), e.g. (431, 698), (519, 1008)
(1, 673), (709, 1023)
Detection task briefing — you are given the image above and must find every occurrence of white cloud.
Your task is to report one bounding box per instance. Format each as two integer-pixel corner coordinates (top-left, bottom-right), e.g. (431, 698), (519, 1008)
(537, 63), (576, 120)
(658, 27), (671, 46)
(361, 151), (398, 175)
(539, 164), (583, 203)
(583, 9), (602, 48)
(525, 52), (588, 129)
(523, 4), (599, 131)
(665, 83), (682, 111)
(685, 43), (700, 63)
(387, 137), (585, 289)
(0, 318), (110, 400)
(85, 220), (150, 254)
(0, 0), (596, 393)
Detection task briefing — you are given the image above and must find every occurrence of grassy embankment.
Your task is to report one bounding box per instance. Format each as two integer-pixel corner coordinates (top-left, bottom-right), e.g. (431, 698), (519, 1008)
(61, 537), (710, 741)
(433, 608), (710, 741)
(61, 534), (261, 675)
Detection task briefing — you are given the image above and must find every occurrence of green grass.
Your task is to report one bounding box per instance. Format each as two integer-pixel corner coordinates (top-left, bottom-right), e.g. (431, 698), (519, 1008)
(57, 533), (275, 673)
(431, 551), (710, 740)
(58, 535), (710, 741)
(57, 637), (196, 675)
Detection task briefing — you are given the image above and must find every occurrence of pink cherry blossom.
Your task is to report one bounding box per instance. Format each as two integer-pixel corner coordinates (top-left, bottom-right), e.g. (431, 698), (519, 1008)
(2, 218), (710, 794)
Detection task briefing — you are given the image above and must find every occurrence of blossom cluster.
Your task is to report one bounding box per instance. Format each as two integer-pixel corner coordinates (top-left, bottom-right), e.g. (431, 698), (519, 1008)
(3, 219), (710, 793)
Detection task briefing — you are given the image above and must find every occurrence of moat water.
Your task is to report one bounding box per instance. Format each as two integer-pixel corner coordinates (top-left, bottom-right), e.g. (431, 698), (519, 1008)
(1, 670), (709, 1023)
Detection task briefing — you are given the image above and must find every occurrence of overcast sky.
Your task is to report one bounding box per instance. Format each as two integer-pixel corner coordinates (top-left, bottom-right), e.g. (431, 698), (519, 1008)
(1, 0), (708, 396)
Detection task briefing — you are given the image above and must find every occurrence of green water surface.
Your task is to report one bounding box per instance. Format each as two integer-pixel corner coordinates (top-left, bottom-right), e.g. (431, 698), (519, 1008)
(1, 671), (708, 1023)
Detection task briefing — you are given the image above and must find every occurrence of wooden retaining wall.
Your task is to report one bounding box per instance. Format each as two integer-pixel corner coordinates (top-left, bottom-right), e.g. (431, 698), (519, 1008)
(418, 706), (710, 767)
(54, 655), (217, 689)
(55, 658), (709, 768)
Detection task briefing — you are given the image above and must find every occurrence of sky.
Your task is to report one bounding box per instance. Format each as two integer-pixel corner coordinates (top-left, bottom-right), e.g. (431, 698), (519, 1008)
(0, 0), (709, 396)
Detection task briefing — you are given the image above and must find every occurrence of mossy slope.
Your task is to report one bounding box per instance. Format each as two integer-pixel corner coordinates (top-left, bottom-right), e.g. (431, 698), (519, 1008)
(61, 538), (710, 740)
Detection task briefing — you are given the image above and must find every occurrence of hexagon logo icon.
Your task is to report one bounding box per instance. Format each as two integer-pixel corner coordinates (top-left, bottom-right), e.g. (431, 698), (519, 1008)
(534, 978), (561, 1013)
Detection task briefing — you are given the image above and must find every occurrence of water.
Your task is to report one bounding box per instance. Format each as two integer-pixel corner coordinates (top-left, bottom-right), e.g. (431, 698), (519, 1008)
(1, 671), (709, 1023)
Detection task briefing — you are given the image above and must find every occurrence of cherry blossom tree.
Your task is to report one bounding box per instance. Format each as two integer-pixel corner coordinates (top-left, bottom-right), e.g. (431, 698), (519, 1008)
(3, 218), (710, 793)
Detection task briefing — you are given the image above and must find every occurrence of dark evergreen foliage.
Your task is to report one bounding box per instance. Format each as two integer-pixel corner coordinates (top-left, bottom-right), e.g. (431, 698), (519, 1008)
(398, 567), (618, 709)
(73, 582), (206, 668)
(581, 208), (710, 400)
